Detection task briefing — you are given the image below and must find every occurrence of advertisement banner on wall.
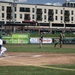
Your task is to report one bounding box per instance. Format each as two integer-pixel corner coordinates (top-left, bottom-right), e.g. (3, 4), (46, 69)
(30, 38), (52, 44)
(3, 33), (29, 44)
(53, 38), (75, 44)
(63, 38), (75, 44)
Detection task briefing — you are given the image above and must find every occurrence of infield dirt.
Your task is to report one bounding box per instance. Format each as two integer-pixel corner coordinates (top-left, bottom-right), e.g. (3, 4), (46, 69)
(0, 52), (75, 66)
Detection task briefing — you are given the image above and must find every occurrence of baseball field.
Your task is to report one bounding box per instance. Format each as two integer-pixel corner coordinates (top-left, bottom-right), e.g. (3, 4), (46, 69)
(0, 44), (75, 75)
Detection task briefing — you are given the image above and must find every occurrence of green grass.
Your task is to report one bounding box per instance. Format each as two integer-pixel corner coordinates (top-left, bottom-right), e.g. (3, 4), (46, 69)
(0, 65), (75, 75)
(4, 44), (75, 53)
(1, 44), (75, 75)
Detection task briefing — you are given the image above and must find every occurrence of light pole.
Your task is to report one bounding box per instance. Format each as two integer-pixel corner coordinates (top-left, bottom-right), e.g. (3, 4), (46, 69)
(35, 5), (37, 23)
(12, 0), (18, 33)
(49, 19), (52, 34)
(63, 7), (66, 32)
(49, 20), (50, 33)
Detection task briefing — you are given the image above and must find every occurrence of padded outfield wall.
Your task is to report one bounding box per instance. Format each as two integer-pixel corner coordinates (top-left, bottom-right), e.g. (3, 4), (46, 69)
(2, 33), (29, 44)
(2, 33), (75, 44)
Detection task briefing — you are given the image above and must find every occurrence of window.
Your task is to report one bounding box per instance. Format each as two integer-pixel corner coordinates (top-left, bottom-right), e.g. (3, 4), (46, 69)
(71, 3), (73, 7)
(71, 11), (73, 15)
(7, 7), (12, 12)
(74, 4), (75, 7)
(37, 14), (42, 21)
(2, 6), (4, 11)
(32, 14), (34, 19)
(32, 8), (34, 13)
(20, 7), (30, 12)
(20, 14), (22, 19)
(44, 9), (46, 13)
(48, 9), (53, 15)
(61, 16), (63, 20)
(15, 14), (16, 18)
(71, 17), (73, 21)
(55, 16), (58, 20)
(24, 14), (30, 20)
(55, 10), (58, 14)
(7, 14), (11, 19)
(44, 15), (46, 20)
(15, 7), (16, 12)
(2, 13), (4, 18)
(61, 10), (63, 14)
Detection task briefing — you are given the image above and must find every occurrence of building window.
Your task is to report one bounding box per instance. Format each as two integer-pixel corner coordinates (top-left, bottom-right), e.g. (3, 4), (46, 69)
(44, 15), (46, 20)
(55, 10), (58, 14)
(7, 14), (11, 19)
(71, 17), (73, 21)
(20, 7), (30, 12)
(71, 11), (73, 15)
(32, 14), (34, 19)
(32, 8), (34, 13)
(61, 16), (63, 20)
(61, 10), (63, 14)
(20, 14), (22, 19)
(2, 13), (4, 18)
(44, 9), (46, 13)
(24, 14), (30, 20)
(74, 4), (75, 7)
(15, 14), (16, 18)
(71, 3), (73, 7)
(55, 16), (58, 20)
(15, 7), (16, 12)
(2, 6), (4, 11)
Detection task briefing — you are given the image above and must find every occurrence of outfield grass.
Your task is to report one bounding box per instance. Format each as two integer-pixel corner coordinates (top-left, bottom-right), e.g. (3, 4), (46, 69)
(4, 44), (75, 53)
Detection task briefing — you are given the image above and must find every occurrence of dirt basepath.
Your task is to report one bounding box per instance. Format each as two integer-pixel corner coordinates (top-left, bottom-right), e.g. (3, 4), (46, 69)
(0, 52), (75, 66)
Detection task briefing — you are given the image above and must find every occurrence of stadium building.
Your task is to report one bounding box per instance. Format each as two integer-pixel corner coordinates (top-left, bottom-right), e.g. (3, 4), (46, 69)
(0, 0), (75, 34)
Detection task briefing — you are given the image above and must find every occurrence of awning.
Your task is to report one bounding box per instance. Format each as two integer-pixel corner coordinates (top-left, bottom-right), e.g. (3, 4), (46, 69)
(4, 23), (30, 26)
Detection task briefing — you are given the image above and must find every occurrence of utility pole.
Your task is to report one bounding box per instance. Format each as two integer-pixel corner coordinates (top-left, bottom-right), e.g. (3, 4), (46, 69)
(63, 7), (66, 32)
(12, 0), (15, 33)
(12, 0), (18, 33)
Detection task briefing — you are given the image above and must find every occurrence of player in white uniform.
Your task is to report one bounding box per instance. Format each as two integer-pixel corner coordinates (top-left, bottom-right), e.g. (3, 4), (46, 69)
(0, 36), (7, 57)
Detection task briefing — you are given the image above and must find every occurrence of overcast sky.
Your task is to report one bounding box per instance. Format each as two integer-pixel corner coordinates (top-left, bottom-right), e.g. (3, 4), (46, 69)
(0, 0), (75, 6)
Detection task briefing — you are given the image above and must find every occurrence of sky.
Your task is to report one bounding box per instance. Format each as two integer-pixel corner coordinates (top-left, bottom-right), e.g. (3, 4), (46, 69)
(0, 0), (75, 6)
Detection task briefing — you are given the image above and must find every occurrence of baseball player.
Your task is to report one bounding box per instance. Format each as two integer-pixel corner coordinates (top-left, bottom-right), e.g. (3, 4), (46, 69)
(0, 47), (7, 57)
(0, 35), (7, 57)
(54, 38), (59, 47)
(59, 31), (65, 48)
(54, 31), (65, 48)
(39, 32), (43, 48)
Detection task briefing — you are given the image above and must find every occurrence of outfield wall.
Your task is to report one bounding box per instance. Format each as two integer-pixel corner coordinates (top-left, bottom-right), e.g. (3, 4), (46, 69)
(2, 34), (75, 44)
(30, 38), (52, 44)
(2, 33), (29, 44)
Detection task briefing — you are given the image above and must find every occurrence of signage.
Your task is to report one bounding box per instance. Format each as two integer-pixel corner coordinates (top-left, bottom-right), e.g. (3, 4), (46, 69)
(30, 38), (52, 44)
(3, 33), (29, 44)
(63, 38), (75, 44)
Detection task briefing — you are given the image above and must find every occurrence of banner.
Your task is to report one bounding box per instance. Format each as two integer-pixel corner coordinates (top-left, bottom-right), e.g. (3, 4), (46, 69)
(30, 38), (52, 44)
(53, 38), (75, 44)
(63, 38), (75, 44)
(3, 33), (29, 44)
